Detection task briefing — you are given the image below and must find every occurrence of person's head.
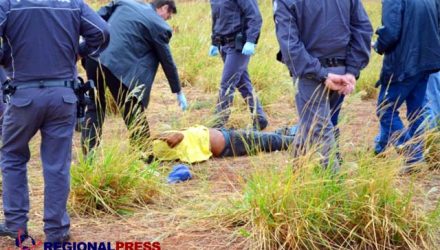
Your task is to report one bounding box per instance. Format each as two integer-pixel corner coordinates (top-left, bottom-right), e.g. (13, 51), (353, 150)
(151, 0), (177, 20)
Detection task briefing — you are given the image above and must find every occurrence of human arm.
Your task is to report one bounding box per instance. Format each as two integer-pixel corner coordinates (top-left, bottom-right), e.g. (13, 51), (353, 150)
(156, 132), (185, 148)
(346, 0), (373, 78)
(0, 0), (10, 62)
(236, 0), (262, 44)
(373, 0), (403, 55)
(78, 0), (110, 58)
(273, 0), (328, 81)
(151, 29), (181, 94)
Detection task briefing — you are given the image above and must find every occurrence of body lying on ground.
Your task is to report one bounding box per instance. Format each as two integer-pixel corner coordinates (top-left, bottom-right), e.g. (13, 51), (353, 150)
(152, 125), (297, 163)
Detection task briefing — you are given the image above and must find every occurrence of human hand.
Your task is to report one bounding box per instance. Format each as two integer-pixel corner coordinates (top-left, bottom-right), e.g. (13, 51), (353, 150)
(208, 45), (219, 57)
(176, 91), (188, 111)
(339, 73), (356, 95)
(324, 73), (346, 91)
(242, 42), (256, 56)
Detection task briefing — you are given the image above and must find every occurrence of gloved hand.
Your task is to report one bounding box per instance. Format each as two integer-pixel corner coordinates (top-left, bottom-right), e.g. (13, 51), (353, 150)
(242, 42), (256, 56)
(176, 91), (188, 111)
(208, 45), (219, 57)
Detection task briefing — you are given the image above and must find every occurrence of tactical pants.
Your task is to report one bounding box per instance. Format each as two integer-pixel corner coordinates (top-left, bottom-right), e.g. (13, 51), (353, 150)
(81, 59), (150, 154)
(375, 74), (429, 164)
(294, 66), (346, 172)
(1, 86), (76, 239)
(215, 44), (268, 129)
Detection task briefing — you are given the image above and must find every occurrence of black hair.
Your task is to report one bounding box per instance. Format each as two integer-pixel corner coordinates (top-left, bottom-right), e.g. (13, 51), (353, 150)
(151, 0), (177, 14)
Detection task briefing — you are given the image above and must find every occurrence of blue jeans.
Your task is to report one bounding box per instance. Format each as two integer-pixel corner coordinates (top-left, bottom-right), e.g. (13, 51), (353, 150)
(425, 72), (440, 128)
(375, 74), (429, 164)
(219, 129), (294, 157)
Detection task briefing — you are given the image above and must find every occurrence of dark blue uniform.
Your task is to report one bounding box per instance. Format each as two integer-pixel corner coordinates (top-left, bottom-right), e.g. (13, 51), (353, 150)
(210, 0), (268, 130)
(0, 0), (109, 241)
(81, 0), (182, 153)
(274, 0), (372, 170)
(373, 0), (440, 164)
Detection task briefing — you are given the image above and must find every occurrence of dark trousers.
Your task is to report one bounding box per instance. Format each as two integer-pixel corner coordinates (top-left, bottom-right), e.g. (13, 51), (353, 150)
(375, 74), (429, 164)
(294, 66), (346, 172)
(220, 129), (294, 157)
(81, 59), (150, 154)
(1, 86), (76, 239)
(215, 44), (268, 128)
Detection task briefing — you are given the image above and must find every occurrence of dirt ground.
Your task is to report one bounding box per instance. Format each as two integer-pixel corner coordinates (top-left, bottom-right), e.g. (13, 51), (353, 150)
(0, 79), (439, 249)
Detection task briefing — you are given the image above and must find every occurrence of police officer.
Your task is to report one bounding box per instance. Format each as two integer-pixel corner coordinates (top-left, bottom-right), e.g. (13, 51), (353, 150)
(373, 0), (440, 173)
(273, 0), (373, 171)
(0, 0), (109, 243)
(81, 0), (187, 154)
(209, 0), (269, 130)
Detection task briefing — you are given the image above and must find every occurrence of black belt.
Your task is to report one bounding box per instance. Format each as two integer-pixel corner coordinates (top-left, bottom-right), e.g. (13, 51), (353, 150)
(11, 79), (77, 90)
(319, 58), (346, 68)
(213, 35), (236, 46)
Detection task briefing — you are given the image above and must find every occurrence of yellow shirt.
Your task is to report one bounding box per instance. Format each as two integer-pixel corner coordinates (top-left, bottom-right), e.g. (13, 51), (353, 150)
(152, 125), (212, 163)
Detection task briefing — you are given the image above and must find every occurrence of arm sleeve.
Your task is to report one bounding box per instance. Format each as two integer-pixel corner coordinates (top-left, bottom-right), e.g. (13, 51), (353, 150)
(79, 0), (110, 58)
(345, 0), (373, 77)
(374, 0), (403, 55)
(274, 0), (328, 81)
(210, 6), (218, 46)
(152, 30), (181, 94)
(237, 0), (262, 44)
(0, 0), (11, 62)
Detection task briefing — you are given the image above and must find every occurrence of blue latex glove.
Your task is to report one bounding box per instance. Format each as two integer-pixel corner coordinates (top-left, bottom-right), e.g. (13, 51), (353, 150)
(208, 45), (219, 57)
(242, 42), (256, 56)
(176, 91), (188, 111)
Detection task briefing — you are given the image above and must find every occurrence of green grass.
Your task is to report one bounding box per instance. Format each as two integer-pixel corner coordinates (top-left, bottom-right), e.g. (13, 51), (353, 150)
(70, 144), (164, 215)
(219, 156), (440, 249)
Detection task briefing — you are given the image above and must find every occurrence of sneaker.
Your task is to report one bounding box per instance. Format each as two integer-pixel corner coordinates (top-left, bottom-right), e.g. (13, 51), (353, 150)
(45, 233), (70, 243)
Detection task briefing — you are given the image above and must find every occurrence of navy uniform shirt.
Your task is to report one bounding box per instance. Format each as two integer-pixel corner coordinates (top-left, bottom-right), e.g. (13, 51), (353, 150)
(210, 0), (262, 44)
(94, 0), (181, 106)
(0, 0), (109, 82)
(273, 0), (373, 81)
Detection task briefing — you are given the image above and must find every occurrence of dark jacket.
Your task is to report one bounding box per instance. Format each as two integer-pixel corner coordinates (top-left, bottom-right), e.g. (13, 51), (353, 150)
(210, 0), (262, 45)
(374, 0), (440, 86)
(96, 0), (181, 106)
(0, 0), (109, 82)
(273, 0), (373, 81)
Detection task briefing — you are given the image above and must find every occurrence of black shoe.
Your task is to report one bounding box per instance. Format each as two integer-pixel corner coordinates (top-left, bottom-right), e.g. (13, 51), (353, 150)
(0, 223), (18, 239)
(253, 117), (268, 131)
(45, 233), (70, 243)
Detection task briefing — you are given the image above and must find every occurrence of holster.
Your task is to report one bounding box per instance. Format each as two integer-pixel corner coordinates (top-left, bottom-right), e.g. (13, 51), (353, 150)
(1, 79), (15, 104)
(73, 77), (95, 118)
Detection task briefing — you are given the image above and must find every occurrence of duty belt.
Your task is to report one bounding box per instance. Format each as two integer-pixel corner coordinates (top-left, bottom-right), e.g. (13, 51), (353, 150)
(213, 35), (236, 46)
(319, 58), (346, 68)
(11, 79), (77, 90)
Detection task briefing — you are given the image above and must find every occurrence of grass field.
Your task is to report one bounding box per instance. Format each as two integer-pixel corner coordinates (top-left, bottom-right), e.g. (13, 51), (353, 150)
(1, 0), (440, 249)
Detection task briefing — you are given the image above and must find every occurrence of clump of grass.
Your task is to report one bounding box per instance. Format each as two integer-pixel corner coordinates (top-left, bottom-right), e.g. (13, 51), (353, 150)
(222, 153), (439, 249)
(70, 145), (163, 215)
(426, 129), (440, 169)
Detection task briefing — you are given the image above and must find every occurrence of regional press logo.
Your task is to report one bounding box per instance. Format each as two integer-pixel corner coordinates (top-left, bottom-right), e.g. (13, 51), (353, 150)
(6, 230), (161, 250)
